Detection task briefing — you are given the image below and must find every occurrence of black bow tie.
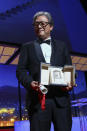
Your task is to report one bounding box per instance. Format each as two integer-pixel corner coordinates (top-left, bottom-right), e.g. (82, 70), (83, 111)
(38, 39), (51, 45)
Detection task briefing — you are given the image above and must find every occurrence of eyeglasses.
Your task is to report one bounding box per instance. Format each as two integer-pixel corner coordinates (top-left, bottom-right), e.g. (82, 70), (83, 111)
(33, 21), (50, 28)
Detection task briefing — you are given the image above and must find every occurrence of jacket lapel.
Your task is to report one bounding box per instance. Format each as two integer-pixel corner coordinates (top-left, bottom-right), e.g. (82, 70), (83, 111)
(50, 39), (56, 65)
(34, 40), (46, 63)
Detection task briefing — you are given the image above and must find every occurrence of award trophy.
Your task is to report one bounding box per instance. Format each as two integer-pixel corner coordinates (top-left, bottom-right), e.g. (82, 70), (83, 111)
(40, 63), (76, 87)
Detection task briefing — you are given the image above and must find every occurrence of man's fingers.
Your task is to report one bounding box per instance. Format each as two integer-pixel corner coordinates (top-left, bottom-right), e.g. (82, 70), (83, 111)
(61, 84), (73, 92)
(30, 81), (39, 91)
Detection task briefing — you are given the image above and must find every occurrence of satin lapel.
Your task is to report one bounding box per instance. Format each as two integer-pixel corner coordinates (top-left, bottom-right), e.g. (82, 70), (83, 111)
(50, 39), (56, 65)
(34, 40), (46, 62)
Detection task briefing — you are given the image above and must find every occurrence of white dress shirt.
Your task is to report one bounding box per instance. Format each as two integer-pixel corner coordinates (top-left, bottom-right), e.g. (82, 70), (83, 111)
(40, 37), (52, 63)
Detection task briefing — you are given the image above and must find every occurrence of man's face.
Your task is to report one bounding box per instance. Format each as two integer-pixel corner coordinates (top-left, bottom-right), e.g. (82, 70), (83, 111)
(33, 15), (53, 39)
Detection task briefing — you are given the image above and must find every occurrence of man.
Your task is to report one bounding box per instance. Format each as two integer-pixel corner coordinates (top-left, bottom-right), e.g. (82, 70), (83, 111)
(16, 11), (73, 131)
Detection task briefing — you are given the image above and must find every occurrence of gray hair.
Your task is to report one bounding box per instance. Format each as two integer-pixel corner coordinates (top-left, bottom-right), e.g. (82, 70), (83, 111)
(33, 11), (54, 26)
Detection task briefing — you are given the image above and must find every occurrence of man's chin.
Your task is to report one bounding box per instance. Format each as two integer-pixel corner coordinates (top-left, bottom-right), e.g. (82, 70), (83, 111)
(38, 34), (45, 39)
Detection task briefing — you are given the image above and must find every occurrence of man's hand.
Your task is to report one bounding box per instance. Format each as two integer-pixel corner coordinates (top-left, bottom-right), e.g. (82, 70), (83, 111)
(30, 81), (39, 91)
(61, 83), (73, 92)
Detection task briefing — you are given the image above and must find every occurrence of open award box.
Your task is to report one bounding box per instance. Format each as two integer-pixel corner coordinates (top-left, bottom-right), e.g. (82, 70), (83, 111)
(40, 63), (76, 87)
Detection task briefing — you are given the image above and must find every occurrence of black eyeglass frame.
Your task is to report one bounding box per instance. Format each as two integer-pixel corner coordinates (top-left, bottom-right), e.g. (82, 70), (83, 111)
(33, 21), (50, 28)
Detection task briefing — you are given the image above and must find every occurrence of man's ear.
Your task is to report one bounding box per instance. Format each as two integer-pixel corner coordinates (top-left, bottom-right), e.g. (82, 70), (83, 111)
(50, 26), (53, 31)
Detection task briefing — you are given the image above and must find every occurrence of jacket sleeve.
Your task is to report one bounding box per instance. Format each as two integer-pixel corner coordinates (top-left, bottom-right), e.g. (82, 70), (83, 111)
(16, 44), (33, 90)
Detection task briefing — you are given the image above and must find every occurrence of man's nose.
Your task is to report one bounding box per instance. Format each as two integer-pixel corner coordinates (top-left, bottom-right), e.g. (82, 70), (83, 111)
(38, 24), (42, 28)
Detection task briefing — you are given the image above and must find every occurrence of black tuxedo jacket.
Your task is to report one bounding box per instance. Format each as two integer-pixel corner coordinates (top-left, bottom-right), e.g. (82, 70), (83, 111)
(16, 39), (72, 110)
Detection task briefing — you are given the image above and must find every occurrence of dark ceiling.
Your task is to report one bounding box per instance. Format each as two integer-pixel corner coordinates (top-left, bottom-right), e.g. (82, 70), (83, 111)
(0, 0), (87, 55)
